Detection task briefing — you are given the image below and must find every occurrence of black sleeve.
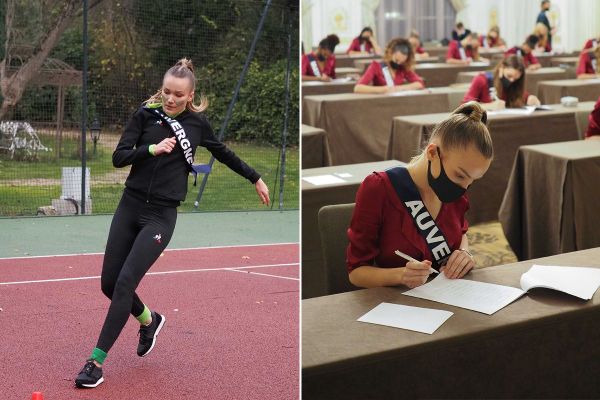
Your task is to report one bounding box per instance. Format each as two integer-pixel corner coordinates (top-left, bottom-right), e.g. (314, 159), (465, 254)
(198, 116), (261, 184)
(112, 108), (153, 168)
(452, 30), (459, 41)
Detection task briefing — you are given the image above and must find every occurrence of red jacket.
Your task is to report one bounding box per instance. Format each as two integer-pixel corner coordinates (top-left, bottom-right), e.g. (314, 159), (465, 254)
(446, 40), (475, 61)
(576, 51), (597, 76)
(301, 52), (336, 78)
(357, 61), (425, 87)
(504, 46), (539, 67)
(346, 171), (469, 272)
(586, 97), (600, 138)
(346, 37), (374, 54)
(462, 72), (529, 104)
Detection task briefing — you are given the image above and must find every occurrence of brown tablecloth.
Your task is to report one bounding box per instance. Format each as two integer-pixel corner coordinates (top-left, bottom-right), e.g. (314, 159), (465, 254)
(456, 67), (569, 96)
(302, 125), (331, 169)
(550, 56), (580, 67)
(335, 67), (360, 78)
(303, 247), (600, 399)
(386, 102), (595, 224)
(414, 63), (492, 87)
(302, 81), (356, 97)
(538, 79), (600, 104)
(422, 46), (448, 59)
(302, 161), (403, 299)
(354, 57), (441, 73)
(302, 88), (467, 166)
(534, 51), (580, 67)
(499, 140), (600, 260)
(335, 54), (379, 69)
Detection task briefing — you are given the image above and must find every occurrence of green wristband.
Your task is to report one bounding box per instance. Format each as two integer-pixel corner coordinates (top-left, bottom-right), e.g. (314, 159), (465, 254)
(149, 144), (156, 156)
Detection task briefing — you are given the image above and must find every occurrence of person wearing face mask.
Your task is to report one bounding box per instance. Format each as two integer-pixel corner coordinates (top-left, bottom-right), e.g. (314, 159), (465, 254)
(74, 58), (270, 389)
(354, 37), (425, 94)
(302, 34), (340, 82)
(409, 30), (430, 59)
(505, 35), (542, 70)
(479, 26), (506, 50)
(446, 32), (488, 65)
(463, 55), (541, 111)
(346, 102), (493, 289)
(584, 96), (600, 140)
(582, 36), (600, 54)
(576, 45), (600, 79)
(346, 27), (381, 55)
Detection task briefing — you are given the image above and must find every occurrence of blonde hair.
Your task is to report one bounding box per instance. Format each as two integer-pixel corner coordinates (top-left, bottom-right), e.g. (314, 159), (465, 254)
(144, 58), (208, 113)
(410, 102), (493, 163)
(383, 37), (416, 71)
(534, 23), (549, 49)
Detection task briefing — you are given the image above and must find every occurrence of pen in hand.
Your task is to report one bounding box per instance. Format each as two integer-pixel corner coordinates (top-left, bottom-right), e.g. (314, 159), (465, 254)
(394, 250), (439, 275)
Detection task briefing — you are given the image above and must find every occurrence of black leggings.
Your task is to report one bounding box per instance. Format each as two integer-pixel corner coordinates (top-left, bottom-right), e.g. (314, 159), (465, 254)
(96, 191), (177, 353)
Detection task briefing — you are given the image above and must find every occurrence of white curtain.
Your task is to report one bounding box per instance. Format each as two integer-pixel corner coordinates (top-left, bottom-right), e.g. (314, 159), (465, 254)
(301, 0), (314, 53)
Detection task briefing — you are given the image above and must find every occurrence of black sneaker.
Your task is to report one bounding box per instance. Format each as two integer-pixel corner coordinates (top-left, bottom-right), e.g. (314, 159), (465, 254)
(137, 311), (165, 357)
(75, 360), (104, 388)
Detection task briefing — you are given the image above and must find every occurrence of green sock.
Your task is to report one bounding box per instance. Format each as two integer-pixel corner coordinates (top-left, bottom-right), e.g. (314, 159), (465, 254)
(136, 305), (151, 325)
(90, 348), (107, 365)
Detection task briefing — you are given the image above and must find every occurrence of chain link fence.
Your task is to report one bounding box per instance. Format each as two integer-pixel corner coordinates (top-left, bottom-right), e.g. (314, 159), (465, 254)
(0, 0), (299, 216)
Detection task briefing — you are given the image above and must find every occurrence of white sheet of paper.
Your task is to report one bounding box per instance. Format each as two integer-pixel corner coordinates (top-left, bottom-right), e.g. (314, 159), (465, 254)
(389, 89), (430, 97)
(470, 61), (490, 66)
(487, 107), (536, 116)
(302, 174), (346, 186)
(357, 302), (453, 334)
(331, 77), (353, 83)
(402, 273), (525, 315)
(334, 172), (353, 178)
(520, 265), (600, 300)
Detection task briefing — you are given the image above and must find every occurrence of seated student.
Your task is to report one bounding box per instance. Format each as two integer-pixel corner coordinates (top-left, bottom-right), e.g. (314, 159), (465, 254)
(301, 34), (340, 82)
(533, 22), (552, 53)
(346, 102), (493, 288)
(584, 96), (600, 140)
(504, 35), (542, 70)
(463, 55), (541, 110)
(409, 30), (430, 59)
(576, 45), (600, 79)
(354, 38), (425, 94)
(582, 36), (599, 54)
(479, 26), (506, 50)
(446, 32), (488, 65)
(346, 27), (381, 55)
(452, 22), (471, 41)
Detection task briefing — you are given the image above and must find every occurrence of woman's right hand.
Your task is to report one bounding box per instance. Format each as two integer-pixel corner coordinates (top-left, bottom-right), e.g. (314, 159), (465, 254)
(153, 137), (177, 156)
(401, 260), (432, 288)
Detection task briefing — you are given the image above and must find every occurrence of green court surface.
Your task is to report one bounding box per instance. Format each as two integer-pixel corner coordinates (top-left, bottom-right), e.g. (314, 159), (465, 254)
(0, 210), (298, 258)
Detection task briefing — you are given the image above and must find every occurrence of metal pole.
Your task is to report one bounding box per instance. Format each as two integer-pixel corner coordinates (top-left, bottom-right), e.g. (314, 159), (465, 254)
(278, 5), (293, 211)
(81, 0), (88, 215)
(194, 0), (273, 208)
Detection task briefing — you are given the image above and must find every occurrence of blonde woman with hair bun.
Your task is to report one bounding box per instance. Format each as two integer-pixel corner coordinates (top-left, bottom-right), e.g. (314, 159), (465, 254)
(74, 58), (270, 389)
(346, 102), (493, 289)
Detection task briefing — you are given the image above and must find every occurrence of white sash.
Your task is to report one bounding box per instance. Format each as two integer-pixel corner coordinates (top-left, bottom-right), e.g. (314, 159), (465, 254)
(308, 54), (321, 77)
(382, 63), (395, 87)
(360, 43), (366, 52)
(458, 47), (467, 60)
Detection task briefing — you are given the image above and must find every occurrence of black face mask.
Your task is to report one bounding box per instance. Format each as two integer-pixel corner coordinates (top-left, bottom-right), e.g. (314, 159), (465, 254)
(317, 53), (326, 62)
(465, 44), (473, 51)
(359, 36), (369, 43)
(589, 51), (597, 60)
(389, 61), (401, 70)
(427, 147), (467, 203)
(500, 76), (512, 89)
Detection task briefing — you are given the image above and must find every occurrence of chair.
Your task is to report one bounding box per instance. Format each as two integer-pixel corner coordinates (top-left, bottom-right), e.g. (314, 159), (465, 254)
(318, 203), (360, 295)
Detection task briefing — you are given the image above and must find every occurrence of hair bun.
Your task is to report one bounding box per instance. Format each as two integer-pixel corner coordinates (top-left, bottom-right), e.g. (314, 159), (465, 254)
(454, 101), (488, 124)
(176, 57), (194, 73)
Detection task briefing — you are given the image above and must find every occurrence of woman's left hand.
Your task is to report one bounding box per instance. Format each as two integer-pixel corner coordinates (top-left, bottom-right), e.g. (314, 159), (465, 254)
(440, 249), (475, 279)
(255, 178), (270, 206)
(527, 94), (541, 106)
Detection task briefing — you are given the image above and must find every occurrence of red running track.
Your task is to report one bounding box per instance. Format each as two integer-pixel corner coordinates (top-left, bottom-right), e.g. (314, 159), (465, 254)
(0, 243), (299, 400)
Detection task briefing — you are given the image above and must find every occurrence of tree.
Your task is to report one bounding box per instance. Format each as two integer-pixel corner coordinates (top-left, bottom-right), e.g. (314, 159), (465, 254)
(0, 0), (104, 119)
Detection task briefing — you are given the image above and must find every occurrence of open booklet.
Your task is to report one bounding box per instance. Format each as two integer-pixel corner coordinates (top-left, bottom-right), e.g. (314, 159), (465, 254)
(487, 105), (552, 116)
(402, 265), (600, 315)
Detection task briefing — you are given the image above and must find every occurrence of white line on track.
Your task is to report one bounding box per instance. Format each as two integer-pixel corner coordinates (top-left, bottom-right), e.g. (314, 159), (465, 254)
(227, 268), (300, 281)
(0, 242), (299, 260)
(0, 262), (299, 285)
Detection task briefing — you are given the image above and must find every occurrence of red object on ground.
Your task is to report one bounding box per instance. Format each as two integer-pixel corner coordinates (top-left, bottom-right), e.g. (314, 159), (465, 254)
(31, 393), (43, 400)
